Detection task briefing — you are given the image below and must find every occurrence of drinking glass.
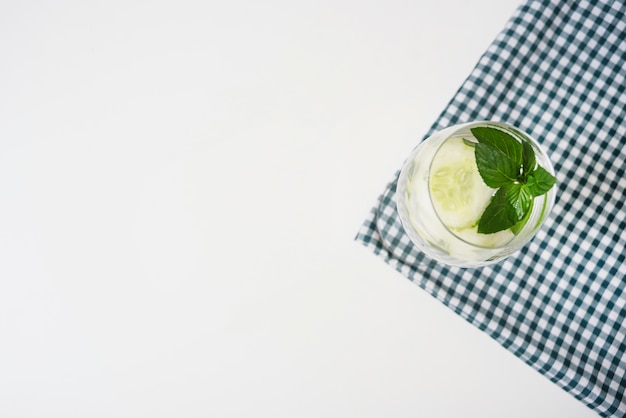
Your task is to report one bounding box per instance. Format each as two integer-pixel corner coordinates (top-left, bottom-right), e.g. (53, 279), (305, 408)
(396, 121), (556, 268)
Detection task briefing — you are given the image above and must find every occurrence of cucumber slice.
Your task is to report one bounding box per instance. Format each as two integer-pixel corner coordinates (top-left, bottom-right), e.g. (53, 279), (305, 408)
(429, 137), (496, 229)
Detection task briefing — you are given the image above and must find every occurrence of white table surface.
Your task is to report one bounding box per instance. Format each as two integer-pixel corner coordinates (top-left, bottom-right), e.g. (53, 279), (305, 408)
(0, 1), (598, 417)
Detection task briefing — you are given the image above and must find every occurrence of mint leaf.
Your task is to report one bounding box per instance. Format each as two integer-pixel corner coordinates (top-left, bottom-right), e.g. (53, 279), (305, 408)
(471, 126), (523, 166)
(527, 165), (557, 196)
(475, 142), (520, 187)
(507, 183), (532, 220)
(521, 139), (536, 179)
(510, 204), (532, 235)
(477, 186), (518, 234)
(471, 125), (556, 235)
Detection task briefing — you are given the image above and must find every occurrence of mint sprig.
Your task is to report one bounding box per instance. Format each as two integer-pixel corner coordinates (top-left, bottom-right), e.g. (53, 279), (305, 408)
(471, 126), (556, 235)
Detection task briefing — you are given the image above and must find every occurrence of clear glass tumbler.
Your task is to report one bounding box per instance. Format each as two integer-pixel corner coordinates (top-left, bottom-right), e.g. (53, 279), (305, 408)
(396, 121), (556, 268)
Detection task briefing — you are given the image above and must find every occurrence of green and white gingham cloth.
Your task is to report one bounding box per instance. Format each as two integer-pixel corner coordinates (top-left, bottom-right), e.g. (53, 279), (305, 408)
(355, 0), (626, 415)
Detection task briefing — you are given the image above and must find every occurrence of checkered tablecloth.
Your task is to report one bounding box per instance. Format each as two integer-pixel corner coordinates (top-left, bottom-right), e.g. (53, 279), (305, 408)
(355, 0), (626, 415)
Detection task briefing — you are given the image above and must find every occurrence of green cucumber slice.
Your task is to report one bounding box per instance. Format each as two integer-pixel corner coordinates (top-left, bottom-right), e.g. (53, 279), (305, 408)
(429, 137), (496, 229)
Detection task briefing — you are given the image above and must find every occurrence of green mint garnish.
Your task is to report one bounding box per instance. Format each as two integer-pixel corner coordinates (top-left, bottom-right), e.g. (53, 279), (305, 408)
(477, 186), (518, 234)
(475, 141), (520, 187)
(510, 202), (532, 235)
(526, 166), (557, 196)
(471, 126), (556, 235)
(521, 139), (536, 181)
(472, 126), (523, 166)
(506, 183), (533, 220)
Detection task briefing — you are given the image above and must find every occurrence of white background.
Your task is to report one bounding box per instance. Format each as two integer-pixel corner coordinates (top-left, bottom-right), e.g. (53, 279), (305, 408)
(0, 1), (597, 417)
